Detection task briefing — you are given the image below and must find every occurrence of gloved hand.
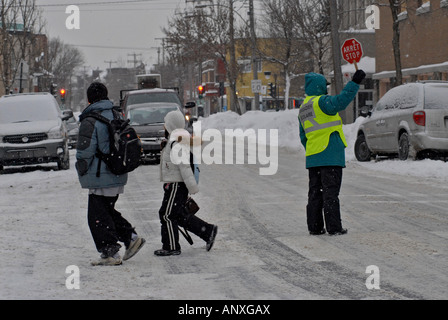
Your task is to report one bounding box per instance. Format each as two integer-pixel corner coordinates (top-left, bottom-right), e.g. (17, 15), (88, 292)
(352, 70), (366, 84)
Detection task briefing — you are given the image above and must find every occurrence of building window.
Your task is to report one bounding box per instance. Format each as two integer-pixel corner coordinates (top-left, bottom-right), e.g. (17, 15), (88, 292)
(238, 58), (252, 73)
(255, 59), (262, 73)
(238, 58), (262, 73)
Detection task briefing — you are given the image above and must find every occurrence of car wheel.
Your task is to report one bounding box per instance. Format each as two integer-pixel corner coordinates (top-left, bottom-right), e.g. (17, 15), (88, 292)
(398, 132), (411, 160)
(354, 134), (372, 162)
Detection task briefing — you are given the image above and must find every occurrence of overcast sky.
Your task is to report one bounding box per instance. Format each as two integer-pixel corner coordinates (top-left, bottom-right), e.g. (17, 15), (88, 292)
(38, 0), (188, 72)
(38, 0), (263, 73)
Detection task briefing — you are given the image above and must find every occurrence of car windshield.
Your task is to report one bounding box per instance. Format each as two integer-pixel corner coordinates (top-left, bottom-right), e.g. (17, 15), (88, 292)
(128, 106), (179, 125)
(127, 92), (181, 107)
(424, 86), (448, 109)
(0, 96), (59, 124)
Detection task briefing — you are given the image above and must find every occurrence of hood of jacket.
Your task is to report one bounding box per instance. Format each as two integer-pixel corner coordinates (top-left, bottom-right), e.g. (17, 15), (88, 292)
(164, 110), (185, 134)
(81, 99), (113, 117)
(305, 72), (329, 96)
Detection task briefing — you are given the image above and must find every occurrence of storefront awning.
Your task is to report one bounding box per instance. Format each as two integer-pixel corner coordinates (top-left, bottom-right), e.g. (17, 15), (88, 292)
(373, 61), (448, 80)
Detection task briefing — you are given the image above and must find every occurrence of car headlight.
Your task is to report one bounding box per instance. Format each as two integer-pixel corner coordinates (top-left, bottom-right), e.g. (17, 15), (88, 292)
(48, 126), (63, 139)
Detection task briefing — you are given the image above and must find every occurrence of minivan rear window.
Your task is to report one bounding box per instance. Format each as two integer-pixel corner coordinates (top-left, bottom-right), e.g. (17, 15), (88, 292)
(424, 86), (448, 109)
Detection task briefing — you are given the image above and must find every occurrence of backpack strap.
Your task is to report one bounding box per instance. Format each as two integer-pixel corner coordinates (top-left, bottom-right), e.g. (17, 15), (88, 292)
(80, 111), (111, 124)
(79, 111), (112, 178)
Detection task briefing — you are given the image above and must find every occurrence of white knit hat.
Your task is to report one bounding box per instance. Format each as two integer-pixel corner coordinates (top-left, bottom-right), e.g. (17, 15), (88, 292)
(164, 110), (185, 133)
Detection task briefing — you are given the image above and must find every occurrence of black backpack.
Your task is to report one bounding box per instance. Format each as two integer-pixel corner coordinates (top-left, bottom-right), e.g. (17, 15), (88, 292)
(81, 108), (142, 177)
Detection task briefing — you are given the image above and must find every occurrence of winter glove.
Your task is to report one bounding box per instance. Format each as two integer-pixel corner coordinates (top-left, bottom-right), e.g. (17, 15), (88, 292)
(352, 70), (366, 84)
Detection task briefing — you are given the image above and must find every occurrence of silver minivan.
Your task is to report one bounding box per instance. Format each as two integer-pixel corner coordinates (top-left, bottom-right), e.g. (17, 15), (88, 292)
(355, 81), (448, 161)
(0, 93), (73, 171)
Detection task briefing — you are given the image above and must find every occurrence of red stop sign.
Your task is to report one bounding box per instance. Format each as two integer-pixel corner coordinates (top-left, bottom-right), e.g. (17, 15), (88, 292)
(341, 38), (363, 64)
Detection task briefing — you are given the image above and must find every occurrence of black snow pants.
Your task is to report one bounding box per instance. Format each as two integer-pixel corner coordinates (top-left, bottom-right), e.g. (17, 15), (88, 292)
(159, 182), (213, 251)
(306, 166), (344, 233)
(88, 194), (135, 257)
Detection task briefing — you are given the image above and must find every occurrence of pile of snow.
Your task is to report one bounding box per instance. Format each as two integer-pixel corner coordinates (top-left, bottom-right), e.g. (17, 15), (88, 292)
(194, 109), (302, 150)
(195, 110), (448, 182)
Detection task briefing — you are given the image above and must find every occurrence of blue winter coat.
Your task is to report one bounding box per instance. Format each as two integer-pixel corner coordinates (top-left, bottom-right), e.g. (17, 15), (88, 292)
(299, 73), (360, 168)
(75, 100), (128, 189)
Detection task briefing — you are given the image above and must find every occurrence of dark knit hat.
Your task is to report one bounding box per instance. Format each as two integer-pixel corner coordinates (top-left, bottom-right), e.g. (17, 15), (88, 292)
(87, 82), (108, 104)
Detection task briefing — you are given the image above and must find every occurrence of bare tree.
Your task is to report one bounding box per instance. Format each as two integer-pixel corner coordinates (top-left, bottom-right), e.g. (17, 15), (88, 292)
(260, 0), (309, 108)
(388, 0), (404, 86)
(163, 1), (243, 114)
(0, 0), (45, 94)
(289, 0), (332, 75)
(44, 37), (85, 91)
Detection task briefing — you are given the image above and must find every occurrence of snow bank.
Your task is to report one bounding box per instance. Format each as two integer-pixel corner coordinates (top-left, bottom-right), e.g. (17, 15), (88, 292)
(194, 110), (302, 150)
(195, 110), (448, 182)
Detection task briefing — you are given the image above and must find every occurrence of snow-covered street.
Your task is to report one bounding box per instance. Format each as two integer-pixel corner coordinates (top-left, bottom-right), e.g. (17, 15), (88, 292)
(0, 110), (447, 300)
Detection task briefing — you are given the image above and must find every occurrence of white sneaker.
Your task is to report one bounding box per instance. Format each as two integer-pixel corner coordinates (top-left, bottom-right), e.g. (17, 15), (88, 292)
(123, 237), (146, 261)
(91, 254), (122, 266)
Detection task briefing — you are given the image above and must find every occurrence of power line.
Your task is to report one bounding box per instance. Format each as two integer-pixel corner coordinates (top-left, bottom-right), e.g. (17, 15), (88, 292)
(35, 0), (164, 7)
(7, 0), (174, 8)
(44, 7), (177, 12)
(73, 44), (158, 50)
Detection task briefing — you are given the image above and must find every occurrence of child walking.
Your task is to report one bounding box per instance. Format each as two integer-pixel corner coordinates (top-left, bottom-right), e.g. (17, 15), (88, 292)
(155, 110), (217, 256)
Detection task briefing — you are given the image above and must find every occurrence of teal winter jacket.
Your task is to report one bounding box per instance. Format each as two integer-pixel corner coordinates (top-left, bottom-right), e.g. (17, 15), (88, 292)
(299, 73), (360, 169)
(76, 100), (128, 189)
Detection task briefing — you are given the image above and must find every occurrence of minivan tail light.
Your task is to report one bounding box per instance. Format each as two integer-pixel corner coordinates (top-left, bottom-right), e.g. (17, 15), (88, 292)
(413, 111), (426, 126)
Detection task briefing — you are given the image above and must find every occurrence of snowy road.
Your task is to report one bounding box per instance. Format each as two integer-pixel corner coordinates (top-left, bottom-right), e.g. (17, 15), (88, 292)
(0, 148), (447, 300)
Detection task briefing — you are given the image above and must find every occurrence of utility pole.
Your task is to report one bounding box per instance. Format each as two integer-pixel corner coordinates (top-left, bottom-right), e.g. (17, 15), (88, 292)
(329, 0), (346, 122)
(127, 53), (142, 69)
(104, 60), (117, 71)
(150, 47), (161, 66)
(228, 0), (240, 114)
(249, 0), (260, 111)
(155, 38), (166, 66)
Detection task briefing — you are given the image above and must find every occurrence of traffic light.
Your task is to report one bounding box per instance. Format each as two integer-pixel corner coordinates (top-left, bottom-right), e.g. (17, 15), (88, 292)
(268, 83), (276, 98)
(219, 82), (225, 97)
(60, 88), (66, 103)
(50, 84), (57, 95)
(198, 85), (204, 99)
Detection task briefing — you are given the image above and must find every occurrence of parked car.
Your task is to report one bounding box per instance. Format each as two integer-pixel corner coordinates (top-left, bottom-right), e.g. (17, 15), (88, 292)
(121, 89), (195, 163)
(126, 102), (181, 162)
(354, 81), (448, 161)
(0, 93), (73, 171)
(65, 113), (79, 148)
(121, 88), (183, 114)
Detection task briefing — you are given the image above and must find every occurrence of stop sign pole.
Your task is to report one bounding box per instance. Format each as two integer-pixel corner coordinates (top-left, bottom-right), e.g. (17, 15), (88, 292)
(341, 38), (363, 71)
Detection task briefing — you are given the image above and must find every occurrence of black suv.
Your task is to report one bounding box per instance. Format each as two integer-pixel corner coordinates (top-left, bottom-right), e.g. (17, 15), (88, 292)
(121, 89), (194, 163)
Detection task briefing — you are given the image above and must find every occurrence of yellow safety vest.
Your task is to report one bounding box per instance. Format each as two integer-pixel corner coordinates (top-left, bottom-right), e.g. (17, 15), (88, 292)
(299, 95), (347, 156)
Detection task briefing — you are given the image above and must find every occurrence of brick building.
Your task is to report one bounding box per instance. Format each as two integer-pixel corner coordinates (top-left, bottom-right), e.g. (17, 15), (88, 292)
(373, 0), (448, 97)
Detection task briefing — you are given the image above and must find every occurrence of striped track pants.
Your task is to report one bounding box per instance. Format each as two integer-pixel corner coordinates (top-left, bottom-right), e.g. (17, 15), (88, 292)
(158, 182), (213, 251)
